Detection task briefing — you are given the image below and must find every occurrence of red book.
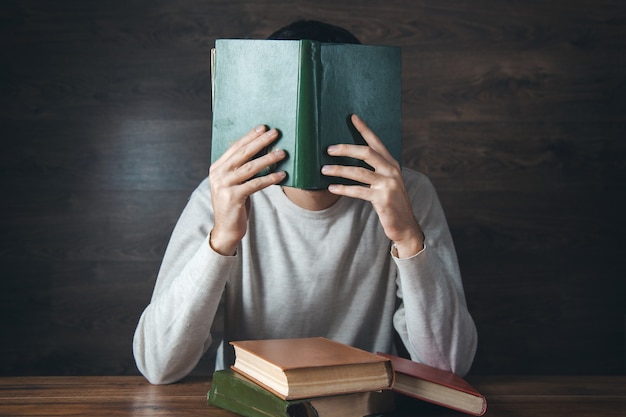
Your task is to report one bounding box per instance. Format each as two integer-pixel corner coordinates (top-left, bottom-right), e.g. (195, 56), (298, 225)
(378, 353), (487, 416)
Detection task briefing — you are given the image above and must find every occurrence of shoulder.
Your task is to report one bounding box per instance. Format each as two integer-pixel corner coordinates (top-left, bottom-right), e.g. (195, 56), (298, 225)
(188, 177), (213, 206)
(194, 176), (212, 194)
(400, 167), (446, 221)
(173, 177), (214, 225)
(401, 167), (436, 195)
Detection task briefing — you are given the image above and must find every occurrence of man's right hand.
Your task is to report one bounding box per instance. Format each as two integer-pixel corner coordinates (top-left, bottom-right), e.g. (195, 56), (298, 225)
(208, 125), (287, 256)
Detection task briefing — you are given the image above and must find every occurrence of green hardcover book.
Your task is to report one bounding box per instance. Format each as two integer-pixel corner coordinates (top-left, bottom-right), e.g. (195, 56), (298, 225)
(210, 39), (402, 190)
(207, 369), (395, 417)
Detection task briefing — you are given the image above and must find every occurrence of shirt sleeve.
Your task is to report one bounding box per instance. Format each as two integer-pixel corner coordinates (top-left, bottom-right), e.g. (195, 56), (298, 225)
(132, 178), (237, 384)
(392, 169), (478, 376)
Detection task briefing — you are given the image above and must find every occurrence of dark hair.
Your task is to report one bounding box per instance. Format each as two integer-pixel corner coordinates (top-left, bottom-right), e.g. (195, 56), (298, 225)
(267, 20), (361, 44)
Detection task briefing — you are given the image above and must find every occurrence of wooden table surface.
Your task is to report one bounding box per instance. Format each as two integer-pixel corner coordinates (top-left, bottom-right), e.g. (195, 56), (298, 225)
(0, 375), (625, 416)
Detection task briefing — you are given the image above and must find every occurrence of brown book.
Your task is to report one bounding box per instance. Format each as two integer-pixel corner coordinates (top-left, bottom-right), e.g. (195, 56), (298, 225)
(377, 353), (487, 416)
(229, 337), (393, 400)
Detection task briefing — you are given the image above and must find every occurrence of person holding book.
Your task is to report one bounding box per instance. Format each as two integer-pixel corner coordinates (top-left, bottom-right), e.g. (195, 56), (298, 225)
(133, 20), (478, 385)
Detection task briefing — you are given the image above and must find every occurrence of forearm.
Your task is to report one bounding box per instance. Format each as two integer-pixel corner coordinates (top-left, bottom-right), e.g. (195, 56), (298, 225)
(393, 249), (477, 376)
(133, 238), (235, 384)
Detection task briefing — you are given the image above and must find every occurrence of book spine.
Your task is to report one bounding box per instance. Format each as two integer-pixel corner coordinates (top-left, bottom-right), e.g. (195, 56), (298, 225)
(294, 40), (322, 189)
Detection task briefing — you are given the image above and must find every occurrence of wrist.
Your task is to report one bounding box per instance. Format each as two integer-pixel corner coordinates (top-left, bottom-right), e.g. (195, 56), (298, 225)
(392, 230), (425, 259)
(209, 229), (238, 256)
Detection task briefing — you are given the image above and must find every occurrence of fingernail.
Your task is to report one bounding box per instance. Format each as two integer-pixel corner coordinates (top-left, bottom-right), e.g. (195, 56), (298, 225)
(255, 125), (265, 133)
(321, 165), (331, 174)
(327, 145), (337, 154)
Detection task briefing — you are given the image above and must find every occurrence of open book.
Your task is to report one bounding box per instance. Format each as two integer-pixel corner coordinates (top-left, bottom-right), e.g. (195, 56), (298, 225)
(378, 353), (487, 416)
(210, 39), (401, 189)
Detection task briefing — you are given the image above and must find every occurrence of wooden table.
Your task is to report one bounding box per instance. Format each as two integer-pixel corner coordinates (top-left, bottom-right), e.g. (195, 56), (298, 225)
(0, 375), (624, 416)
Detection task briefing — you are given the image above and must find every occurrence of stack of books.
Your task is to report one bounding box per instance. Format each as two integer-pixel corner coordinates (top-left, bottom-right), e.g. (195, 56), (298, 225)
(207, 337), (487, 417)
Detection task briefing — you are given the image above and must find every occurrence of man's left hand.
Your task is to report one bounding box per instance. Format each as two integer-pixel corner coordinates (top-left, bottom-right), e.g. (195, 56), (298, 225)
(322, 114), (425, 258)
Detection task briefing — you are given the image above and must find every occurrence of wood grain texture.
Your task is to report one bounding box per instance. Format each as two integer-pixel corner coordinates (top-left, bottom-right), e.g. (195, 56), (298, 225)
(0, 376), (624, 417)
(1, 0), (624, 376)
(0, 376), (215, 417)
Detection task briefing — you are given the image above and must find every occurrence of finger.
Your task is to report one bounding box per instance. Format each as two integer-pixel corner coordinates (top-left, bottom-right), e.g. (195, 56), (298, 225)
(327, 143), (389, 174)
(351, 114), (398, 166)
(233, 148), (287, 183)
(327, 183), (371, 201)
(215, 126), (278, 169)
(227, 128), (279, 169)
(214, 125), (265, 164)
(239, 170), (287, 195)
(321, 164), (376, 185)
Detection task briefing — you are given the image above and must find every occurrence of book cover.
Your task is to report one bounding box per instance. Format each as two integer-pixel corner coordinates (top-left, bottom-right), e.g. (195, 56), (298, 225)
(210, 39), (402, 189)
(230, 337), (393, 400)
(207, 369), (395, 417)
(377, 353), (487, 416)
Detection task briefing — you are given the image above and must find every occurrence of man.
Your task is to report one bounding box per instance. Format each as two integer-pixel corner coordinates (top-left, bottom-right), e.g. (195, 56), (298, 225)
(133, 20), (477, 385)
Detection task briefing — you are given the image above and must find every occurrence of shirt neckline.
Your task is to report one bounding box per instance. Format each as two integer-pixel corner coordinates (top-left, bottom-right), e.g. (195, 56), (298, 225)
(263, 185), (351, 220)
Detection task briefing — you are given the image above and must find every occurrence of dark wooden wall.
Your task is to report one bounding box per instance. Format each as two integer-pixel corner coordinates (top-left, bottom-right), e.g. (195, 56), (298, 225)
(1, 0), (625, 377)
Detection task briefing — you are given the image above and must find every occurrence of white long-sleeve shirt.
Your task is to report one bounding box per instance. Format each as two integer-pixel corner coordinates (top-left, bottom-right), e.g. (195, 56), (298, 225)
(133, 168), (477, 384)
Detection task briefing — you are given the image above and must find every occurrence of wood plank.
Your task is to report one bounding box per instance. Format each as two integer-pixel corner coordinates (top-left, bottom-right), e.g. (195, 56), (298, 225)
(0, 376), (624, 417)
(1, 190), (190, 261)
(1, 0), (624, 377)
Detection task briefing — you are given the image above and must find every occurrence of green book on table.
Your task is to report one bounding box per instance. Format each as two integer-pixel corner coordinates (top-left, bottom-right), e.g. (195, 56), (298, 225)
(210, 39), (402, 189)
(207, 369), (395, 417)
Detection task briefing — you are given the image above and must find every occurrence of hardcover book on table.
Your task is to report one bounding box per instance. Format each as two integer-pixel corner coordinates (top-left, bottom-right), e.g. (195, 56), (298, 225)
(207, 369), (395, 417)
(378, 352), (487, 416)
(229, 337), (393, 400)
(210, 39), (402, 189)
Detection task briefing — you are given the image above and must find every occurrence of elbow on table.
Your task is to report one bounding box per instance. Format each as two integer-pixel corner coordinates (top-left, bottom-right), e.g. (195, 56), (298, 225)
(133, 349), (184, 385)
(132, 329), (183, 385)
(453, 323), (479, 377)
(141, 369), (180, 386)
